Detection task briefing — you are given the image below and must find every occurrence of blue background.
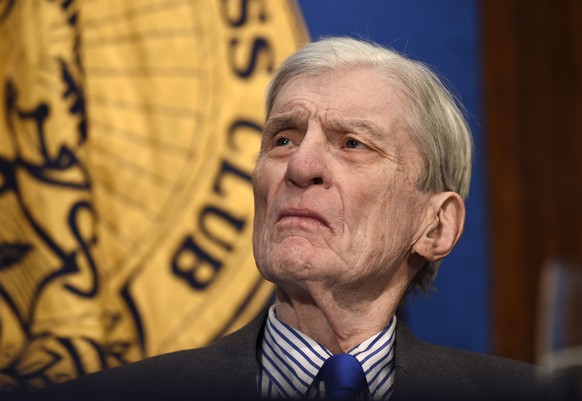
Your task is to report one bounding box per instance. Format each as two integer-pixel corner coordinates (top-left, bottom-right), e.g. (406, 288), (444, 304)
(296, 0), (490, 353)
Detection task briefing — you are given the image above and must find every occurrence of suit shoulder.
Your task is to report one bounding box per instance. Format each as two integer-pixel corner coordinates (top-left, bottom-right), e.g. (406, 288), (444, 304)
(394, 323), (547, 400)
(420, 342), (546, 400)
(428, 342), (539, 380)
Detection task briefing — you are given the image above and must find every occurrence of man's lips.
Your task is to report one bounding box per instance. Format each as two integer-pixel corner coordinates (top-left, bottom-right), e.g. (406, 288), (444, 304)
(276, 208), (330, 228)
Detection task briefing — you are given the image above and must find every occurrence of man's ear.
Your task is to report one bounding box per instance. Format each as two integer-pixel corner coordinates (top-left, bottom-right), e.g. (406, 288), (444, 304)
(412, 192), (466, 262)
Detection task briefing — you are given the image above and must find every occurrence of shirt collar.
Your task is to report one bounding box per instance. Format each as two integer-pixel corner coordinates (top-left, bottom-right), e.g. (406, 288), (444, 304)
(260, 305), (396, 399)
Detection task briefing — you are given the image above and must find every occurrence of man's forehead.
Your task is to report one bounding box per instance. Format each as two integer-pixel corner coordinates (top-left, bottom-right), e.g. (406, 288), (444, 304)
(268, 68), (406, 123)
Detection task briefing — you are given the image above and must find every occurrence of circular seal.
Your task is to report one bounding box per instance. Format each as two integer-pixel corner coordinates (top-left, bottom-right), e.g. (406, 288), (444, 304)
(0, 0), (307, 386)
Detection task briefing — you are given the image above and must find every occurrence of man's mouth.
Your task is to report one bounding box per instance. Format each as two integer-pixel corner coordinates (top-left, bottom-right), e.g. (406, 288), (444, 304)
(276, 208), (330, 229)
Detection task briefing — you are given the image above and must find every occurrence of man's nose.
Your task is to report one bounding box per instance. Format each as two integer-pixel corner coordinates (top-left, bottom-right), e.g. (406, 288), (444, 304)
(284, 130), (332, 188)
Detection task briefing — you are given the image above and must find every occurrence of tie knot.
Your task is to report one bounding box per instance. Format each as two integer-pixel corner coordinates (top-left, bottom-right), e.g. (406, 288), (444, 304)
(320, 353), (367, 401)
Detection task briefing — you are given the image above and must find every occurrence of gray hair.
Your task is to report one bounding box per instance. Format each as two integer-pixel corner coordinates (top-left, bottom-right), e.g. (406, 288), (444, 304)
(265, 37), (473, 293)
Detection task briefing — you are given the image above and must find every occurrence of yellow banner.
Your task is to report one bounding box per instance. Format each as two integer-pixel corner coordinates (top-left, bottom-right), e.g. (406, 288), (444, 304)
(0, 0), (307, 389)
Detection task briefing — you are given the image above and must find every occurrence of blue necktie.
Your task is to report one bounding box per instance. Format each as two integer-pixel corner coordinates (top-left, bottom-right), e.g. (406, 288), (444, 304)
(320, 353), (367, 401)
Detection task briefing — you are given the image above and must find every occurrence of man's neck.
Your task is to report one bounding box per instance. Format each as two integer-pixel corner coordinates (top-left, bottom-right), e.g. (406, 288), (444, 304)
(274, 281), (406, 353)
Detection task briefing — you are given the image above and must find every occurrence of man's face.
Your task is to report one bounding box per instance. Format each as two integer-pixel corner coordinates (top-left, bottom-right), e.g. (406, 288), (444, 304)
(252, 68), (429, 298)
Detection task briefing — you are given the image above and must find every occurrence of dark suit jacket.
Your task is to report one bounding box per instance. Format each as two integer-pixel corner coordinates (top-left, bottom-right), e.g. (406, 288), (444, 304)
(32, 308), (546, 400)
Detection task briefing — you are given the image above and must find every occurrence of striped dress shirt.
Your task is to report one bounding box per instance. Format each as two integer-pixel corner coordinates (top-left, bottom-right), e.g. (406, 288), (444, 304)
(258, 306), (396, 400)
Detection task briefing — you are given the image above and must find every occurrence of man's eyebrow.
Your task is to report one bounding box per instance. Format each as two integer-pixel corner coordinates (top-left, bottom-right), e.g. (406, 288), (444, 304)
(263, 111), (308, 134)
(329, 118), (384, 140)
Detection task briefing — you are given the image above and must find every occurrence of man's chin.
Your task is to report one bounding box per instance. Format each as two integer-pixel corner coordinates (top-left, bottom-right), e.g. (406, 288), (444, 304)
(258, 258), (333, 287)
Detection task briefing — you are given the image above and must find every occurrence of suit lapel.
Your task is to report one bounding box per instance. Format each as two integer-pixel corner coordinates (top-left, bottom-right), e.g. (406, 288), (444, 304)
(209, 306), (269, 394)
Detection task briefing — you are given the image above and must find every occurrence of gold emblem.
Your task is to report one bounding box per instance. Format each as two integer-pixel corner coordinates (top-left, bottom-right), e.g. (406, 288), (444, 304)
(0, 0), (307, 387)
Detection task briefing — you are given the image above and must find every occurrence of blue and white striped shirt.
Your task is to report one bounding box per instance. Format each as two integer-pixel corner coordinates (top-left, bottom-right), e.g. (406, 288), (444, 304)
(258, 306), (396, 400)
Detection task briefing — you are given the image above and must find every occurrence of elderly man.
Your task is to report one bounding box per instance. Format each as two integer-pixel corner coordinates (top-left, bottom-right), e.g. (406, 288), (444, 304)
(37, 37), (542, 401)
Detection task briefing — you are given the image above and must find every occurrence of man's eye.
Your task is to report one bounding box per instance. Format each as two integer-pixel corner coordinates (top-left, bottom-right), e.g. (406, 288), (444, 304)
(275, 137), (291, 146)
(345, 138), (362, 149)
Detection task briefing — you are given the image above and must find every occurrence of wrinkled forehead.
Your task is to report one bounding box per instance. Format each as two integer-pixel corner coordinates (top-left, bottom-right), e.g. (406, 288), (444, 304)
(269, 66), (413, 117)
(269, 68), (413, 135)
